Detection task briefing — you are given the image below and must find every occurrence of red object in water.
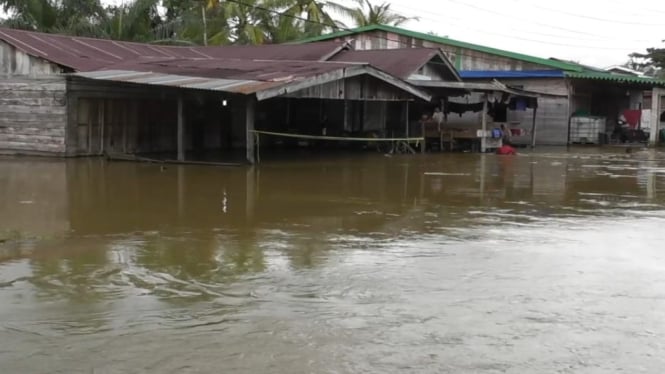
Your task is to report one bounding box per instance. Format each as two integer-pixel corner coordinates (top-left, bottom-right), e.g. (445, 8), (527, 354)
(496, 145), (517, 155)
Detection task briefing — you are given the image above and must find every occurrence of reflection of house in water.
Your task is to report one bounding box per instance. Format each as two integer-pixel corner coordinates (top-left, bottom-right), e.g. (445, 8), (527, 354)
(0, 159), (70, 235)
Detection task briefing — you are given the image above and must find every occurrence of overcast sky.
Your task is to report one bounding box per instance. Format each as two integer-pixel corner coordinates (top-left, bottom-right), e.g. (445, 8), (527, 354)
(12, 0), (665, 68)
(375, 0), (665, 68)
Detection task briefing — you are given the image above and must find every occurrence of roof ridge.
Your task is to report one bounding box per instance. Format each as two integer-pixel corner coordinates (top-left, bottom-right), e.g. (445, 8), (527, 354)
(298, 24), (586, 72)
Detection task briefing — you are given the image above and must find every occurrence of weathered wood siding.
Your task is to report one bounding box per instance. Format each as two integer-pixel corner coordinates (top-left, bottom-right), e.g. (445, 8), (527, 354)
(0, 40), (63, 77)
(285, 75), (416, 101)
(338, 31), (550, 71)
(0, 78), (68, 155)
(68, 78), (234, 156)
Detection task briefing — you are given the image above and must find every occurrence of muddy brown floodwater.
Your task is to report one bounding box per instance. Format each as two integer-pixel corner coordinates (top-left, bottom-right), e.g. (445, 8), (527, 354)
(1, 147), (665, 374)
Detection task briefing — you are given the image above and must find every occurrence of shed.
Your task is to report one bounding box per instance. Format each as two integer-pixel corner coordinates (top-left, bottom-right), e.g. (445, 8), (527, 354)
(0, 27), (432, 161)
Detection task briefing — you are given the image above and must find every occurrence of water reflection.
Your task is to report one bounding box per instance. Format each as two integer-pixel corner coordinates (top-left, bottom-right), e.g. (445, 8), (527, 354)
(1, 149), (665, 373)
(1, 151), (664, 260)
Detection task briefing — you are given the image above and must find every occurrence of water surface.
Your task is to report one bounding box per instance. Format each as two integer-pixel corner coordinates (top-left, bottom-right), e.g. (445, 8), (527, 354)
(1, 147), (665, 373)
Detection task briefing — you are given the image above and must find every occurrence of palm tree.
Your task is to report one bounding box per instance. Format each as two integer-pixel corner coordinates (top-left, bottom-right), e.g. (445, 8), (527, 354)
(0, 0), (59, 31)
(265, 0), (352, 38)
(101, 0), (162, 41)
(221, 0), (269, 45)
(0, 0), (107, 37)
(349, 0), (417, 27)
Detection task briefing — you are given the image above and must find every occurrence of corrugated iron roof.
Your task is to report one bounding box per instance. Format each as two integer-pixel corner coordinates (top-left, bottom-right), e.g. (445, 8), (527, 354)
(409, 79), (566, 98)
(72, 60), (432, 101)
(460, 70), (565, 79)
(73, 69), (281, 95)
(0, 27), (349, 71)
(101, 57), (357, 81)
(330, 48), (460, 81)
(564, 71), (665, 86)
(298, 24), (587, 72)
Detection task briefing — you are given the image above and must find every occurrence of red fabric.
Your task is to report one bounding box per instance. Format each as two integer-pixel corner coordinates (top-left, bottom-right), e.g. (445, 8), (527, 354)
(496, 145), (516, 155)
(622, 110), (641, 128)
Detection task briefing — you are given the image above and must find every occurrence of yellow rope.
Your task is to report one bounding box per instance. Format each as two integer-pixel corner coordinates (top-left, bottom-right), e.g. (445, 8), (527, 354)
(249, 130), (423, 143)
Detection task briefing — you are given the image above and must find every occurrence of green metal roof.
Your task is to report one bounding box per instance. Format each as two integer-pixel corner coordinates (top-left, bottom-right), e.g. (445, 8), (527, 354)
(298, 24), (586, 72)
(564, 71), (665, 86)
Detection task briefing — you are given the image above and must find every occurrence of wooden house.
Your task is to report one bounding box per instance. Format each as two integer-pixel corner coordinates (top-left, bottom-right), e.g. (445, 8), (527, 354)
(0, 28), (442, 162)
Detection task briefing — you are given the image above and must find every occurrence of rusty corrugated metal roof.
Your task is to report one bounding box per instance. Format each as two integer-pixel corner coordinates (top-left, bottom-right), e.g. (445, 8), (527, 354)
(102, 57), (357, 81)
(0, 27), (349, 71)
(72, 69), (282, 95)
(330, 48), (460, 81)
(410, 79), (566, 98)
(72, 59), (432, 102)
(331, 48), (437, 79)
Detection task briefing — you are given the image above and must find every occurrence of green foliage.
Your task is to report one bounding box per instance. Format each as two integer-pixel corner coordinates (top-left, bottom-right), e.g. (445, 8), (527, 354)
(0, 0), (107, 37)
(349, 0), (417, 27)
(0, 0), (414, 46)
(103, 0), (162, 41)
(630, 42), (665, 78)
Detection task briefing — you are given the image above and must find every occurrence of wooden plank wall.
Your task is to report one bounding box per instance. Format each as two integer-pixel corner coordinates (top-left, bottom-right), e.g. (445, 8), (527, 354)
(0, 41), (63, 77)
(68, 78), (232, 156)
(350, 31), (549, 71)
(285, 76), (414, 101)
(0, 78), (68, 155)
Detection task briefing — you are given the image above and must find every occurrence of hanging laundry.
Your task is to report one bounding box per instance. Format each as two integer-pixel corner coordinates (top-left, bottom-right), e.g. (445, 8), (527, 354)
(445, 101), (486, 116)
(516, 98), (528, 111)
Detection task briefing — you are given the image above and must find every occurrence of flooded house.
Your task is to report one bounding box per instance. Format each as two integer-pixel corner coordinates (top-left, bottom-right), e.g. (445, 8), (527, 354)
(0, 28), (442, 163)
(301, 24), (665, 146)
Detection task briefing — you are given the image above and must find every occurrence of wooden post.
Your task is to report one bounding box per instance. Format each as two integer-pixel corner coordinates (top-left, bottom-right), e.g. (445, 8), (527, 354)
(649, 88), (663, 147)
(65, 94), (78, 156)
(343, 99), (349, 132)
(123, 100), (129, 153)
(480, 93), (488, 153)
(99, 99), (105, 155)
(246, 96), (256, 164)
(530, 106), (538, 148)
(177, 95), (185, 161)
(87, 101), (93, 154)
(256, 133), (260, 163)
(480, 152), (486, 200)
(405, 101), (409, 138)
